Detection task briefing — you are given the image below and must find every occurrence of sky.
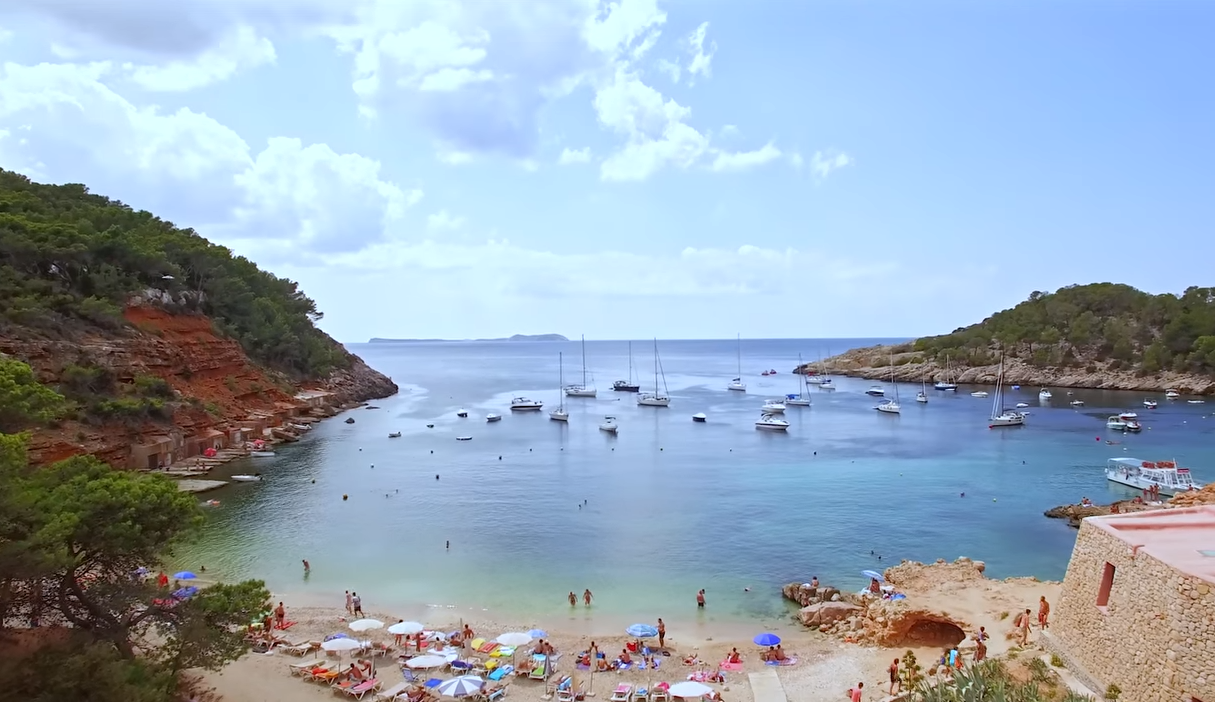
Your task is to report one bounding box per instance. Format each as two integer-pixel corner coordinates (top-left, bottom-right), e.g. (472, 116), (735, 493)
(0, 0), (1212, 343)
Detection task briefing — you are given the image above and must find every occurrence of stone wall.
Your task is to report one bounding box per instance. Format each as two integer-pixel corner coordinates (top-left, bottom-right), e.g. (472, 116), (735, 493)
(1053, 519), (1215, 702)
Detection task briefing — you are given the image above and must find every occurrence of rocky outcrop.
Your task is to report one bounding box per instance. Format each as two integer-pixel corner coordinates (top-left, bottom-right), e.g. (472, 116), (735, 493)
(800, 344), (1215, 394)
(782, 581), (843, 607)
(798, 601), (859, 627)
(1169, 482), (1215, 506)
(317, 355), (398, 405)
(1044, 500), (1158, 527)
(883, 557), (987, 591)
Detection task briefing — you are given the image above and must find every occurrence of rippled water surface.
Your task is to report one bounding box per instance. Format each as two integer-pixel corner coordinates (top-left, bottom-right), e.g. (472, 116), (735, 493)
(178, 338), (1215, 626)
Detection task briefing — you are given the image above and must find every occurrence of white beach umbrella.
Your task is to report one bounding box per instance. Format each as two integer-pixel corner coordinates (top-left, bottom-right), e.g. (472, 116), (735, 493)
(405, 654), (448, 669)
(668, 681), (713, 699)
(349, 618), (385, 632)
(322, 638), (363, 653)
(495, 632), (531, 647)
(388, 621), (425, 635)
(437, 675), (484, 698)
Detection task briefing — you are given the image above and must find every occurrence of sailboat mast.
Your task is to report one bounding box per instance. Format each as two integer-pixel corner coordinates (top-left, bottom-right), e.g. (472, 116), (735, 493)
(581, 335), (588, 387)
(559, 352), (565, 411)
(737, 333), (742, 375)
(653, 338), (659, 392)
(628, 341), (633, 383)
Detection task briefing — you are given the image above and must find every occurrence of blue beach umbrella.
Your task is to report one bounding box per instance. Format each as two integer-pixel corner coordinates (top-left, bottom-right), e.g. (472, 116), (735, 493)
(861, 570), (884, 582)
(753, 633), (781, 647)
(527, 629), (548, 639)
(626, 623), (659, 639)
(173, 571), (197, 580)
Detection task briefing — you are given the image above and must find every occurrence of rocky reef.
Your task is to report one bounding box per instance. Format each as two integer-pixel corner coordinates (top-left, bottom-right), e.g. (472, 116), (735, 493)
(1043, 499), (1159, 528)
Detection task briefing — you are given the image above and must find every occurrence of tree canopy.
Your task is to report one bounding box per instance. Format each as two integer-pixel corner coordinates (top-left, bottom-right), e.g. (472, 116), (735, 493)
(913, 283), (1215, 375)
(0, 169), (348, 377)
(0, 432), (269, 700)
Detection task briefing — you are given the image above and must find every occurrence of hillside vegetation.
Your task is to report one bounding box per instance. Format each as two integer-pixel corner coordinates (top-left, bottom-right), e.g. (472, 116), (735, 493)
(911, 283), (1215, 376)
(0, 169), (347, 377)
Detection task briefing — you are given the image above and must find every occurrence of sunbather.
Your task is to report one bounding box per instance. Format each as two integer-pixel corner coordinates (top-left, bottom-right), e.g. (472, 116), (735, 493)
(760, 646), (775, 662)
(772, 646), (788, 662)
(596, 658), (611, 672)
(727, 648), (741, 664)
(618, 649), (632, 666)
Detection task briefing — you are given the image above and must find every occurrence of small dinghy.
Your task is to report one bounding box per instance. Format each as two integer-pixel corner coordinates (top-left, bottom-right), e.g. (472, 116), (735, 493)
(692, 413), (707, 423)
(345, 417), (355, 424)
(1070, 400), (1084, 407)
(456, 436), (472, 441)
(599, 416), (618, 433)
(231, 474), (262, 482)
(486, 413), (501, 422)
(426, 423), (434, 428)
(388, 432), (402, 438)
(250, 451), (276, 457)
(456, 409), (469, 418)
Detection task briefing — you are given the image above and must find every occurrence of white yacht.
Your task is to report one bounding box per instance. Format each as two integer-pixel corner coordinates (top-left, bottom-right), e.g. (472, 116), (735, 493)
(599, 416), (618, 433)
(1165, 389), (1180, 399)
(988, 357), (1025, 427)
(728, 334), (746, 392)
(510, 397), (543, 411)
(755, 413), (789, 431)
(1106, 415), (1128, 431)
(786, 354), (812, 406)
(761, 399), (786, 413)
(692, 413), (707, 423)
(971, 391), (989, 398)
(550, 352), (569, 422)
(1070, 399), (1084, 407)
(1015, 402), (1030, 408)
(1143, 399), (1158, 409)
(456, 409), (469, 418)
(819, 378), (835, 390)
(1106, 457), (1202, 496)
(564, 335), (597, 397)
(486, 413), (501, 423)
(865, 386), (885, 397)
(915, 380), (928, 403)
(637, 339), (671, 407)
(1119, 411), (1138, 420)
(1038, 388), (1053, 401)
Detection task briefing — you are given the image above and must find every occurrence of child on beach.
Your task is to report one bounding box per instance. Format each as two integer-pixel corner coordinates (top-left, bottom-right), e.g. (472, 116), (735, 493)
(846, 681), (863, 701)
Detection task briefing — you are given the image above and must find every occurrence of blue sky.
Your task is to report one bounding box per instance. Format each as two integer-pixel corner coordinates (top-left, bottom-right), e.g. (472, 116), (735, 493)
(1, 0), (1211, 342)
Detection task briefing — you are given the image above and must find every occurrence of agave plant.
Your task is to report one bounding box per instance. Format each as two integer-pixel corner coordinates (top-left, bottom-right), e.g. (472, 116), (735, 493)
(908, 659), (1095, 702)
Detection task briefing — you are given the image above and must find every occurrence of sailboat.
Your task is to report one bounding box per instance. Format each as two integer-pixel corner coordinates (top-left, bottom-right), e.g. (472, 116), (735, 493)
(787, 353), (811, 406)
(819, 349), (835, 390)
(564, 335), (597, 397)
(727, 334), (746, 391)
(613, 341), (641, 392)
(875, 352), (900, 414)
(549, 353), (569, 422)
(637, 339), (671, 406)
(916, 379), (928, 404)
(934, 354), (958, 391)
(989, 355), (1025, 428)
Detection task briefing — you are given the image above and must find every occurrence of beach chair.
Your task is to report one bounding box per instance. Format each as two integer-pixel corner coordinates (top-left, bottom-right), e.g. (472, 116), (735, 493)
(487, 664), (513, 681)
(372, 681), (410, 702)
(485, 687), (506, 702)
(283, 640), (319, 656)
(631, 685), (648, 702)
(546, 675), (571, 697)
(289, 658), (326, 676)
(610, 683), (632, 702)
(400, 668), (424, 684)
(529, 655), (549, 680)
(649, 686), (670, 702)
(301, 662), (334, 682)
(342, 678), (383, 700)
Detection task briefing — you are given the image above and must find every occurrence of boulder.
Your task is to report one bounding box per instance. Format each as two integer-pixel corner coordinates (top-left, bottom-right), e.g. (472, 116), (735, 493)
(798, 601), (860, 627)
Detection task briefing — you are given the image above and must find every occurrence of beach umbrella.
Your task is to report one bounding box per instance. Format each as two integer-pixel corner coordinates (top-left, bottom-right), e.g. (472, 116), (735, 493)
(625, 623), (658, 638)
(861, 570), (885, 582)
(389, 621), (425, 635)
(349, 618), (385, 632)
(324, 633), (352, 642)
(322, 638), (362, 653)
(496, 632), (531, 647)
(172, 571), (197, 580)
(527, 629), (547, 639)
(437, 675), (484, 698)
(753, 633), (781, 646)
(668, 681), (713, 698)
(405, 654), (448, 669)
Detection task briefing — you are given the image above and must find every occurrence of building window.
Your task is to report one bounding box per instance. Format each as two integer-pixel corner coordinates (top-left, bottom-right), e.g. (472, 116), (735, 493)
(1096, 562), (1115, 611)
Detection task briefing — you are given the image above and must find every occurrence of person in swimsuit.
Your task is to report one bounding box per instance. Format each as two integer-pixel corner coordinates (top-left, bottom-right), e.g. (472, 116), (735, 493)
(1019, 608), (1032, 645)
(696, 589), (706, 608)
(1038, 596), (1050, 629)
(584, 589), (593, 606)
(569, 592), (577, 607)
(888, 658), (900, 695)
(274, 602), (286, 627)
(657, 618), (666, 648)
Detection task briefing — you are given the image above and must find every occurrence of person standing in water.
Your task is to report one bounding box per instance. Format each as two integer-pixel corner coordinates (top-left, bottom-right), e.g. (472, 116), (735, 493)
(568, 592), (577, 607)
(696, 589), (706, 609)
(583, 589), (593, 606)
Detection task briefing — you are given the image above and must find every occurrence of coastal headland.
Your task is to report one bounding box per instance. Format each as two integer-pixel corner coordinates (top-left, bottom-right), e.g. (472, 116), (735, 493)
(797, 283), (1215, 394)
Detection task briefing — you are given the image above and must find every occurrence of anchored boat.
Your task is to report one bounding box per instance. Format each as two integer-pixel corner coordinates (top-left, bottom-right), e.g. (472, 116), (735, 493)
(1106, 458), (1202, 496)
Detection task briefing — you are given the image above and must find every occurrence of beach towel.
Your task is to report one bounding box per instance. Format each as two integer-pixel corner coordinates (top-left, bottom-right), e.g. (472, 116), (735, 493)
(764, 658), (798, 666)
(719, 662), (743, 672)
(478, 642), (500, 654)
(275, 620), (296, 630)
(488, 665), (513, 681)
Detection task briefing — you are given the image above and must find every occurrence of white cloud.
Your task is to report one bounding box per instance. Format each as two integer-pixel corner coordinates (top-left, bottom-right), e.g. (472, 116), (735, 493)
(427, 210), (465, 231)
(436, 147), (474, 165)
(684, 21), (715, 81)
(0, 26), (12, 44)
(558, 146), (592, 165)
(810, 150), (853, 180)
(123, 25), (276, 91)
(655, 58), (681, 83)
(593, 66), (709, 181)
(710, 142), (781, 172)
(787, 151), (804, 170)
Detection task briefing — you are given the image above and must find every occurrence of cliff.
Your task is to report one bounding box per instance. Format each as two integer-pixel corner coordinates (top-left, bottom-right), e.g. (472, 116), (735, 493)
(800, 346), (1215, 393)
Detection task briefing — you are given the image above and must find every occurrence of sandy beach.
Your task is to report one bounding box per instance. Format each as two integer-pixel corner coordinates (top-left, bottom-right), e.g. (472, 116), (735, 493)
(196, 562), (1060, 702)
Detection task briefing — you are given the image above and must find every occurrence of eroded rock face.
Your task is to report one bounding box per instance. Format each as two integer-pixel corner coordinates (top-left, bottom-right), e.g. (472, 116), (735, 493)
(798, 601), (859, 627)
(782, 582), (842, 607)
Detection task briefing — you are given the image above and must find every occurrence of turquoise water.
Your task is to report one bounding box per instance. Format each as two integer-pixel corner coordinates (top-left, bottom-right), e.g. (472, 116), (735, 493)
(179, 338), (1215, 629)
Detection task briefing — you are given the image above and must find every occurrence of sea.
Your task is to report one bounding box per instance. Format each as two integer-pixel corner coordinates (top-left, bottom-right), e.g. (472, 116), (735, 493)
(177, 338), (1215, 633)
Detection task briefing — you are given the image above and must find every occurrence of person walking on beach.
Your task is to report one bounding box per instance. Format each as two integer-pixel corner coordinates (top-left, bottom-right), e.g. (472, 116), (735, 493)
(974, 626), (988, 661)
(657, 618), (666, 648)
(1038, 595), (1050, 629)
(274, 601), (286, 628)
(888, 658), (900, 695)
(847, 681), (863, 701)
(394, 619), (405, 646)
(352, 592), (364, 617)
(583, 589), (593, 606)
(1017, 608), (1031, 645)
(696, 589), (705, 609)
(569, 591), (577, 607)
(345, 590), (353, 614)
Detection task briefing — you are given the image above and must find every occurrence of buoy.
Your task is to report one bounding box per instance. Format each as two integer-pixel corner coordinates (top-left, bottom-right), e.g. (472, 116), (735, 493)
(435, 475), (439, 480)
(311, 479), (316, 484)
(498, 456), (502, 460)
(343, 494), (348, 501)
(660, 448), (664, 451)
(430, 450), (434, 454)
(992, 498), (997, 502)
(371, 464), (374, 468)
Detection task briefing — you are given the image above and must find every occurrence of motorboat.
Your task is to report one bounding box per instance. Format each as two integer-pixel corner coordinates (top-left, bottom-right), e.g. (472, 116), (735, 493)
(1038, 388), (1053, 400)
(934, 381), (958, 391)
(1119, 411), (1138, 420)
(865, 386), (885, 396)
(761, 370), (772, 376)
(456, 436), (472, 441)
(456, 409), (468, 418)
(388, 432), (402, 438)
(1106, 457), (1202, 496)
(768, 369), (777, 374)
(1124, 420), (1142, 433)
(599, 416), (618, 433)
(1106, 416), (1128, 431)
(426, 423), (434, 428)
(755, 413), (789, 431)
(564, 335), (598, 397)
(875, 399), (901, 414)
(1070, 400), (1084, 407)
(988, 356), (1024, 428)
(486, 414), (501, 423)
(1015, 402), (1030, 408)
(971, 391), (989, 398)
(1188, 399), (1206, 404)
(638, 339), (671, 406)
(231, 474), (262, 482)
(1165, 389), (1180, 399)
(761, 399), (786, 413)
(250, 451), (276, 457)
(1144, 399), (1158, 409)
(692, 413), (707, 423)
(916, 391), (928, 403)
(289, 423), (311, 432)
(510, 397), (543, 411)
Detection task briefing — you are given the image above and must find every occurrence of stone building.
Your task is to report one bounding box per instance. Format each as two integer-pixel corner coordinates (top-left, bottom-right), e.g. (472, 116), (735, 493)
(1051, 506), (1215, 702)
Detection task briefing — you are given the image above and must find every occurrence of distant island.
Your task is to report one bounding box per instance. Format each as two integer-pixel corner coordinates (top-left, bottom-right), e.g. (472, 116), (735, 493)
(369, 334), (569, 343)
(800, 283), (1215, 393)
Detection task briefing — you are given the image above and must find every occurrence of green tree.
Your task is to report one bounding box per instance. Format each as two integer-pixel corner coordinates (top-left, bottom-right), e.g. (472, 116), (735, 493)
(0, 359), (65, 431)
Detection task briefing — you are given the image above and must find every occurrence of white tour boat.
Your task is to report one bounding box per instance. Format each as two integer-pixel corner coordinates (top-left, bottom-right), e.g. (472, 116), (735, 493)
(564, 335), (597, 397)
(1038, 388), (1053, 401)
(755, 413), (789, 431)
(988, 358), (1025, 428)
(1106, 458), (1202, 496)
(1143, 399), (1158, 409)
(510, 397), (543, 411)
(761, 399), (787, 413)
(486, 413), (501, 423)
(728, 334), (746, 392)
(550, 352), (569, 422)
(599, 416), (618, 433)
(692, 413), (707, 423)
(637, 339), (671, 406)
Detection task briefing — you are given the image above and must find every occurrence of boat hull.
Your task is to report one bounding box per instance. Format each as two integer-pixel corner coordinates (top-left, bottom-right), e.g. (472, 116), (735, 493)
(692, 414), (707, 422)
(231, 475), (262, 482)
(755, 423), (788, 431)
(549, 411), (569, 422)
(934, 383), (957, 391)
(989, 416), (1025, 427)
(612, 383), (640, 392)
(637, 397), (670, 407)
(727, 385), (746, 392)
(564, 387), (597, 397)
(510, 405), (543, 411)
(486, 415), (501, 423)
(761, 405), (786, 413)
(786, 398), (811, 406)
(875, 406), (901, 414)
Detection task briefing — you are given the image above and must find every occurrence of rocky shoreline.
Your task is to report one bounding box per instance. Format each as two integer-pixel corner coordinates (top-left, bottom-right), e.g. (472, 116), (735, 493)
(1043, 500), (1160, 528)
(799, 344), (1215, 394)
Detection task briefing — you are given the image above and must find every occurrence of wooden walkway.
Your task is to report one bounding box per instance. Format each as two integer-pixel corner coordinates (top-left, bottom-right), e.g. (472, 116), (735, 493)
(748, 669), (788, 702)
